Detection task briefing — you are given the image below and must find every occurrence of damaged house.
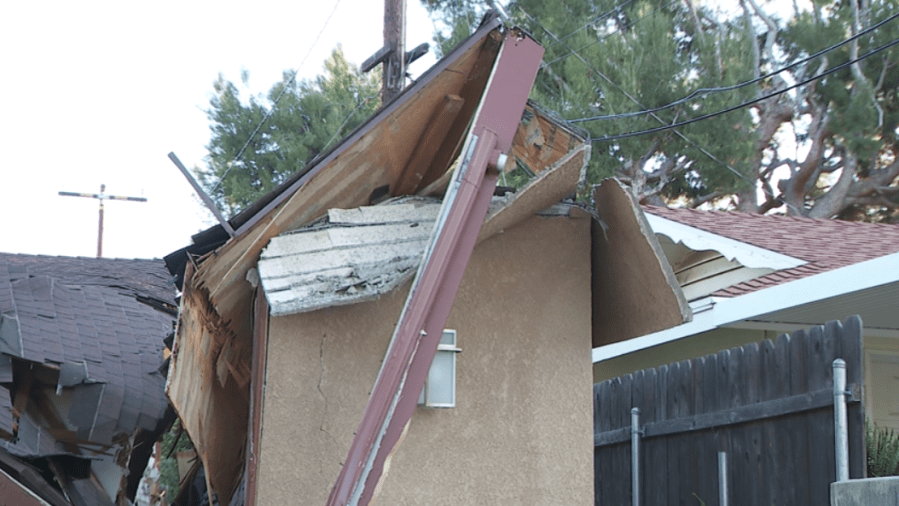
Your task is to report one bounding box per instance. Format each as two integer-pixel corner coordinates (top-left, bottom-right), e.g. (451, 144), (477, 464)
(164, 16), (690, 506)
(0, 253), (175, 506)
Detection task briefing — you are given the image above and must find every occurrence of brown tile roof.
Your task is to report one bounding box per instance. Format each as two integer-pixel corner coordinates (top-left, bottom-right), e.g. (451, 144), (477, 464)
(644, 206), (899, 297)
(0, 253), (174, 456)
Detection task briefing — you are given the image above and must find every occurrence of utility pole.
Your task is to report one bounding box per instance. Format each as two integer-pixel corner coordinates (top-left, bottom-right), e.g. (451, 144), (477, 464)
(59, 184), (147, 257)
(382, 0), (406, 103)
(363, 0), (422, 104)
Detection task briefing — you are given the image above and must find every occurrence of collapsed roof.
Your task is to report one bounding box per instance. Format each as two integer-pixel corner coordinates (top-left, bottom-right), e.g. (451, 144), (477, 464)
(0, 253), (175, 506)
(163, 13), (691, 505)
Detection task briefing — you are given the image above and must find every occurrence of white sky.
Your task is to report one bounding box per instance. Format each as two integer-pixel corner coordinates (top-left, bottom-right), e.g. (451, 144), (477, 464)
(0, 0), (436, 260)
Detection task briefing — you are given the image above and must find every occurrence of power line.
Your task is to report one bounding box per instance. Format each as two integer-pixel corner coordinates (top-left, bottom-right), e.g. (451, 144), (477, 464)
(518, 3), (790, 211)
(540, 0), (682, 69)
(212, 0), (343, 196)
(571, 10), (899, 123)
(313, 93), (381, 164)
(542, 0), (636, 51)
(585, 36), (899, 142)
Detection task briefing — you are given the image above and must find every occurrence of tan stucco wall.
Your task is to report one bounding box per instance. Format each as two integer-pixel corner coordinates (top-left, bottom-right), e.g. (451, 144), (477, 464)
(256, 213), (593, 505)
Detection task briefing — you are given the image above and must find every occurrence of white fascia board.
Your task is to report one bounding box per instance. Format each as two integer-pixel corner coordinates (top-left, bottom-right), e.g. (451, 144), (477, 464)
(645, 214), (806, 270)
(593, 250), (899, 362)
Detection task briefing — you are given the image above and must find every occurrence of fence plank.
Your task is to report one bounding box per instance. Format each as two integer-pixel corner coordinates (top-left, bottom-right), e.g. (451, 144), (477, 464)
(665, 362), (681, 505)
(807, 325), (835, 504)
(594, 319), (865, 506)
(744, 343), (763, 506)
(772, 335), (792, 504)
(617, 374), (633, 504)
(676, 360), (697, 505)
(837, 317), (866, 479)
(595, 380), (611, 506)
(644, 367), (666, 506)
(786, 330), (811, 503)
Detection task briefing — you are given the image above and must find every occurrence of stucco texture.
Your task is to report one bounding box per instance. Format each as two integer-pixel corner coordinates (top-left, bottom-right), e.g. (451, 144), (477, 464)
(256, 213), (593, 505)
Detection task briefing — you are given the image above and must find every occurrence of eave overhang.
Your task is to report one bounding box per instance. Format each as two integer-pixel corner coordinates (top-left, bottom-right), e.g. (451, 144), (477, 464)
(593, 250), (899, 362)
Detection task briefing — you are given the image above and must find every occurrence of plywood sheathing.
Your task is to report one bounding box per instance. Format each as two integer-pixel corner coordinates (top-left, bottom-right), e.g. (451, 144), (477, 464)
(420, 101), (587, 198)
(188, 27), (502, 347)
(391, 94), (465, 196)
(508, 102), (588, 176)
(165, 261), (248, 504)
(478, 144), (589, 243)
(591, 179), (691, 347)
(166, 28), (505, 504)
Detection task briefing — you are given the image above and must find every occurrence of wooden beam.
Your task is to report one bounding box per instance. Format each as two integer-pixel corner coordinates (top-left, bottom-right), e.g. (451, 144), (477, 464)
(391, 94), (464, 196)
(244, 287), (269, 506)
(594, 385), (861, 447)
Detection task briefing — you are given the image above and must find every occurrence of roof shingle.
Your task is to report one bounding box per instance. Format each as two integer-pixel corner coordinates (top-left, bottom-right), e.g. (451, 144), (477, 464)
(644, 206), (899, 296)
(0, 252), (175, 456)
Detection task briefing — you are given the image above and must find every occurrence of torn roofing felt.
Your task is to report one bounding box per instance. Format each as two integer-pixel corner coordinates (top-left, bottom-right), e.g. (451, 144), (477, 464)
(0, 253), (173, 457)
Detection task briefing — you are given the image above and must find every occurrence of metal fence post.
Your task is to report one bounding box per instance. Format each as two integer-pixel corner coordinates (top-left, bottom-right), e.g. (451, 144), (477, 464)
(632, 407), (640, 506)
(718, 451), (728, 506)
(833, 358), (849, 482)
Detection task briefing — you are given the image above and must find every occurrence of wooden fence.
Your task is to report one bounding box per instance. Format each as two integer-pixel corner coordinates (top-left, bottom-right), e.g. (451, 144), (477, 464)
(594, 317), (865, 505)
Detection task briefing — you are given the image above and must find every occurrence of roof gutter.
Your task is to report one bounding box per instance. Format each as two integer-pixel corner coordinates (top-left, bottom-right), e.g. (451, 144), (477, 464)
(593, 249), (899, 362)
(325, 29), (544, 506)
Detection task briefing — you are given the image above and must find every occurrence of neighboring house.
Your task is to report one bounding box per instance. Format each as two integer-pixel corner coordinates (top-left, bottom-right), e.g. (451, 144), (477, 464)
(163, 16), (690, 506)
(0, 253), (176, 505)
(593, 206), (899, 431)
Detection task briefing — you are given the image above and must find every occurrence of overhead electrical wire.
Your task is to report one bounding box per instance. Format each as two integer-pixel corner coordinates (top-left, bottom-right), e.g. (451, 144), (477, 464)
(212, 0), (343, 196)
(585, 35), (899, 142)
(519, 3), (787, 209)
(542, 0), (637, 51)
(314, 93), (381, 163)
(541, 0), (682, 69)
(571, 10), (899, 123)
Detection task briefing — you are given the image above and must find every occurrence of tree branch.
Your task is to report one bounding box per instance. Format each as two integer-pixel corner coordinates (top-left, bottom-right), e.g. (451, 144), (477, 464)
(808, 151), (858, 218)
(689, 191), (723, 208)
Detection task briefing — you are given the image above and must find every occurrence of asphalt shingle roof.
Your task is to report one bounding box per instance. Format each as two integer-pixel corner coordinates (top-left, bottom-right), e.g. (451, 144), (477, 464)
(0, 253), (175, 455)
(644, 206), (899, 297)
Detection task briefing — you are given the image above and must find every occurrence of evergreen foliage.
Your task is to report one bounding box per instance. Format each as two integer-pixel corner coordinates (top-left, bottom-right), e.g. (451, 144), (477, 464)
(423, 0), (899, 221)
(158, 420), (195, 498)
(198, 47), (380, 216)
(867, 420), (899, 477)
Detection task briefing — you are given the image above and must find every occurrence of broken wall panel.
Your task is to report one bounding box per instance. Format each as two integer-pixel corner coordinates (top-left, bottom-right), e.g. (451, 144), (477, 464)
(507, 101), (588, 176)
(478, 144), (589, 243)
(256, 213), (594, 505)
(259, 201), (441, 316)
(190, 25), (504, 333)
(164, 23), (507, 503)
(166, 262), (248, 504)
(591, 179), (691, 347)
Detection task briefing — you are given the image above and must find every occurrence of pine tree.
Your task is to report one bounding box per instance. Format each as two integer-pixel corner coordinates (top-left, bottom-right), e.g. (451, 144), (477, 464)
(198, 47), (381, 215)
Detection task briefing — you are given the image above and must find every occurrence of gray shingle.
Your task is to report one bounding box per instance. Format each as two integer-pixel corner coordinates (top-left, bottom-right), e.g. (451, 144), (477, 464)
(0, 253), (174, 451)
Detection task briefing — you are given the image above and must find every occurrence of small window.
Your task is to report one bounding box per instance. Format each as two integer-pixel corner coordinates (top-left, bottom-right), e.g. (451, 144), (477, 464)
(418, 330), (461, 408)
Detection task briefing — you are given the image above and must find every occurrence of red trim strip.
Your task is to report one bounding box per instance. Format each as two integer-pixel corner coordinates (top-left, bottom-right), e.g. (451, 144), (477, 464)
(326, 30), (544, 506)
